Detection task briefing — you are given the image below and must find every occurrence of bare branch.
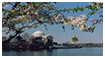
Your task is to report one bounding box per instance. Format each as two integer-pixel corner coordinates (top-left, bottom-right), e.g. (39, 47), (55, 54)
(98, 10), (103, 14)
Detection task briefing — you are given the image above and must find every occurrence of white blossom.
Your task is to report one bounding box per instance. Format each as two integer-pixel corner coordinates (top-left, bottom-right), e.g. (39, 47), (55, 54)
(34, 12), (38, 15)
(63, 21), (71, 25)
(63, 15), (88, 31)
(80, 25), (85, 31)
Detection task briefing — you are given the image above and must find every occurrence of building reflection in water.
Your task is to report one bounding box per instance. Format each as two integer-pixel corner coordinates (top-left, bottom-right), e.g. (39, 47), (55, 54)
(33, 50), (53, 56)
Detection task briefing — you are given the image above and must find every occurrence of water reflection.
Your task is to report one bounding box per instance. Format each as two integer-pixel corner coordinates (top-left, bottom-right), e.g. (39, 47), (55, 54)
(33, 50), (53, 56)
(2, 47), (103, 56)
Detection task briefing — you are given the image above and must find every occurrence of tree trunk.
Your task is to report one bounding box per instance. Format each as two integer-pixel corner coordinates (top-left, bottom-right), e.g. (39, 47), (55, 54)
(2, 33), (18, 44)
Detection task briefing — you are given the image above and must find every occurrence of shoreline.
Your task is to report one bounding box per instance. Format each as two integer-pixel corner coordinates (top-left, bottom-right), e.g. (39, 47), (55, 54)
(52, 46), (82, 49)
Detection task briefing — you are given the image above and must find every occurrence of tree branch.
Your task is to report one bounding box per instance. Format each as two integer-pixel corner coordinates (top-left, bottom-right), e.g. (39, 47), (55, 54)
(98, 10), (103, 14)
(12, 2), (20, 10)
(2, 33), (18, 44)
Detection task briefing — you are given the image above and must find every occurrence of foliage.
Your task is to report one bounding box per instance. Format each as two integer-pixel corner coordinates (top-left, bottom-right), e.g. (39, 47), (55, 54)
(53, 42), (58, 45)
(71, 36), (78, 42)
(21, 33), (30, 41)
(2, 2), (103, 43)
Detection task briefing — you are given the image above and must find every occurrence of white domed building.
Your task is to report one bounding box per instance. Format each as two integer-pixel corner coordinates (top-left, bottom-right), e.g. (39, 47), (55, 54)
(32, 31), (45, 37)
(29, 31), (53, 45)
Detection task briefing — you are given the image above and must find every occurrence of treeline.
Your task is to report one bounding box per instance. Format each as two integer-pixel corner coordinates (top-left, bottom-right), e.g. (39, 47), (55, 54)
(53, 42), (103, 47)
(68, 43), (103, 47)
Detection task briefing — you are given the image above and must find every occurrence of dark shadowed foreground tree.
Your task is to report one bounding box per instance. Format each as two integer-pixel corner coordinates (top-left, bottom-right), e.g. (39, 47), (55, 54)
(2, 2), (103, 43)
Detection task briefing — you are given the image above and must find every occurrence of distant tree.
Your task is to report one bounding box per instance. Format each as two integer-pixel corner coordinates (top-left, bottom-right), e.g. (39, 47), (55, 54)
(53, 42), (58, 45)
(21, 33), (30, 41)
(16, 35), (23, 42)
(2, 2), (103, 44)
(65, 41), (70, 44)
(2, 36), (7, 41)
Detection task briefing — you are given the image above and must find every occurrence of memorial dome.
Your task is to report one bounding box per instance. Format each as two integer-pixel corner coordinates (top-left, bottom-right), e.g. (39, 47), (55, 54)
(32, 31), (45, 37)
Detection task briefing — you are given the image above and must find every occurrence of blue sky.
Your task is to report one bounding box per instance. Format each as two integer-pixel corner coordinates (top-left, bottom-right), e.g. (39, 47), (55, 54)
(2, 2), (103, 43)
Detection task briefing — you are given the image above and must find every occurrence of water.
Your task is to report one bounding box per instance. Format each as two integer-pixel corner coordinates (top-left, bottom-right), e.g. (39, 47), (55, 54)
(2, 47), (103, 56)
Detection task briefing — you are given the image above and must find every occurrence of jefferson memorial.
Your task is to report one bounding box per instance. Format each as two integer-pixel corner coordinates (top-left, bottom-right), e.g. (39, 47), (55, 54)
(29, 31), (53, 45)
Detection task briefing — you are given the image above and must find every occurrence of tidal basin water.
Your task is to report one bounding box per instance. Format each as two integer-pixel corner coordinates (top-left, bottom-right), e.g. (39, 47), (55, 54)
(2, 47), (103, 56)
